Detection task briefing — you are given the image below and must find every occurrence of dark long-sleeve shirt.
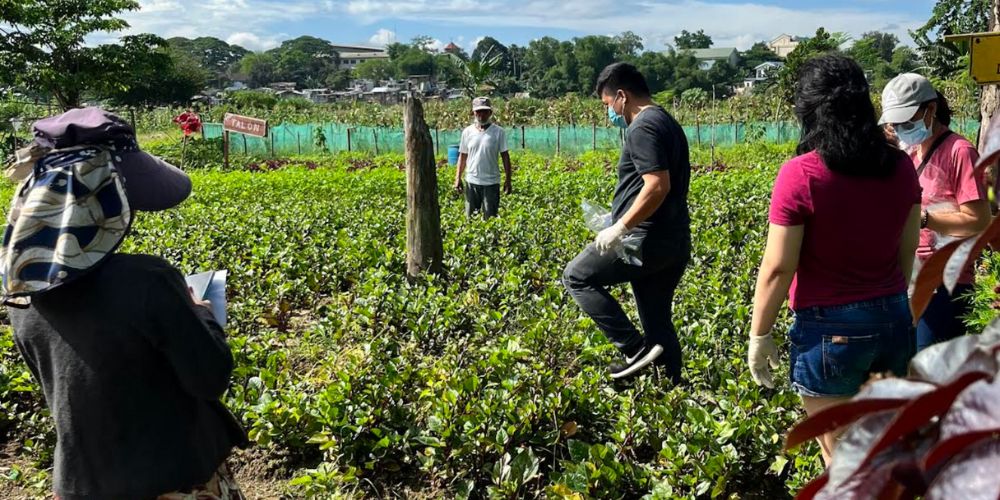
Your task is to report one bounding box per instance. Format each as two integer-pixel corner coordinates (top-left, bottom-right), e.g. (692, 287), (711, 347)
(8, 254), (247, 500)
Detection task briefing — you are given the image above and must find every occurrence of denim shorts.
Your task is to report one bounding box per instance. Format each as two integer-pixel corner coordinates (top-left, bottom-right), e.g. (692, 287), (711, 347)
(788, 293), (914, 398)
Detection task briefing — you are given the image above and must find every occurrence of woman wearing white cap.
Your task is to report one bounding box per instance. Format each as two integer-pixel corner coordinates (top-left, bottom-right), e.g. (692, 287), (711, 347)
(880, 74), (990, 352)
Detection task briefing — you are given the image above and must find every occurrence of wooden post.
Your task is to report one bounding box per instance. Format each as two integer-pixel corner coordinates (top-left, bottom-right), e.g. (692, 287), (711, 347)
(297, 130), (301, 155)
(435, 128), (440, 156)
(556, 124), (561, 156)
(347, 128), (352, 152)
(592, 122), (597, 151)
(242, 134), (248, 154)
(223, 131), (230, 169)
(129, 108), (136, 131)
(269, 132), (275, 157)
(521, 126), (525, 149)
(403, 94), (443, 279)
(696, 115), (702, 147)
(373, 128), (379, 155)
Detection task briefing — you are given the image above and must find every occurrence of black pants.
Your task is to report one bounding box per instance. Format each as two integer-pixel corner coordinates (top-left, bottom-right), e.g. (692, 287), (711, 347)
(464, 182), (500, 218)
(562, 236), (689, 381)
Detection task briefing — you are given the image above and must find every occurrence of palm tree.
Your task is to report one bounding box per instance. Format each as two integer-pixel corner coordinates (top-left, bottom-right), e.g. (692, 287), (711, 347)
(460, 46), (504, 96)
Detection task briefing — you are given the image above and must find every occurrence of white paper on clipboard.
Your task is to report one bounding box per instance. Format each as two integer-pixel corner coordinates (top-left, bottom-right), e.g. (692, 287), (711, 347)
(184, 270), (228, 328)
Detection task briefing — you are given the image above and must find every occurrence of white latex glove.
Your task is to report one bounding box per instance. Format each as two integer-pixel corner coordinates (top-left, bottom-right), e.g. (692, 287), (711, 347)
(594, 221), (628, 255)
(748, 333), (780, 389)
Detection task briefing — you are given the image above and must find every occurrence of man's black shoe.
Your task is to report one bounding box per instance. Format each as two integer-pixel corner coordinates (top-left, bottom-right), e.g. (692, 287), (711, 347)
(610, 343), (664, 379)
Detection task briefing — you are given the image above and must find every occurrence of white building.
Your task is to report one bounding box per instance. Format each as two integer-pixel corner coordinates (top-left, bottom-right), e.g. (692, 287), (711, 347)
(736, 61), (785, 95)
(329, 44), (390, 70)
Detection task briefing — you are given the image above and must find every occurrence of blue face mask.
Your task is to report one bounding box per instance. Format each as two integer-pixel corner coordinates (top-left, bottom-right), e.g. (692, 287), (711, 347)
(608, 94), (627, 129)
(896, 110), (932, 150)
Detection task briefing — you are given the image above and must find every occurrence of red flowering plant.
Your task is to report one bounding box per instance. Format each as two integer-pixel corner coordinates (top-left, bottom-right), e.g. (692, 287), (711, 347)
(173, 110), (203, 137)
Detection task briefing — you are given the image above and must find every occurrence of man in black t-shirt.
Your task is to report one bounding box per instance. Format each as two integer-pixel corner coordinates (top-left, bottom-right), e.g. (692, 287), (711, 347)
(563, 63), (691, 383)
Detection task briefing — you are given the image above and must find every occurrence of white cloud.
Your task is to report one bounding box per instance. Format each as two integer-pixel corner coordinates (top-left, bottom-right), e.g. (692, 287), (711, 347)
(426, 38), (446, 51)
(342, 0), (924, 49)
(138, 0), (182, 13)
(105, 0), (924, 55)
(368, 28), (396, 46)
(227, 32), (281, 51)
(468, 36), (485, 53)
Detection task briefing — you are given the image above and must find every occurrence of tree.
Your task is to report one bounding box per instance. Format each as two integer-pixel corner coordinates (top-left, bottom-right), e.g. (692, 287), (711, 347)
(740, 42), (779, 73)
(445, 44), (470, 61)
(982, 0), (999, 148)
(862, 32), (899, 63)
(411, 35), (437, 52)
(0, 0), (161, 109)
(674, 29), (713, 50)
(614, 31), (644, 60)
(776, 28), (847, 101)
(911, 0), (990, 77)
(667, 51), (714, 94)
(354, 58), (394, 83)
(385, 42), (409, 61)
(632, 51), (674, 94)
(270, 36), (340, 87)
(573, 36), (617, 94)
(240, 52), (277, 87)
(472, 37), (512, 74)
(523, 37), (571, 98)
(890, 47), (921, 75)
(325, 69), (352, 90)
(397, 48), (435, 77)
(167, 36), (249, 87)
(508, 44), (527, 81)
(459, 47), (503, 96)
(275, 50), (315, 86)
(435, 54), (465, 88)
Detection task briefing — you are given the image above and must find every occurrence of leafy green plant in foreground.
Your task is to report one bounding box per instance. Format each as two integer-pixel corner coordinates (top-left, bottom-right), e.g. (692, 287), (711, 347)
(0, 144), (840, 498)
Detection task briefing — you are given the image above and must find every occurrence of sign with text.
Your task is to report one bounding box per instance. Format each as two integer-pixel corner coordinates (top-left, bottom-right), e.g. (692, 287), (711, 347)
(223, 113), (268, 137)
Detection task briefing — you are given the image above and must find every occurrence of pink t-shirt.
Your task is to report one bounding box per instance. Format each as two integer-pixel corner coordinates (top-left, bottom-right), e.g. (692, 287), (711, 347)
(769, 151), (921, 310)
(909, 133), (985, 284)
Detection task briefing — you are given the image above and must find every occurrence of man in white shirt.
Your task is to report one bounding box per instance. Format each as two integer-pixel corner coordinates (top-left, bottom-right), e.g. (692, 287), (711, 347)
(453, 97), (513, 218)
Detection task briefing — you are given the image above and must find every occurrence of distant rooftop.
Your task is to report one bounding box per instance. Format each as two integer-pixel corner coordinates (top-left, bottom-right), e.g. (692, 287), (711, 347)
(689, 48), (738, 59)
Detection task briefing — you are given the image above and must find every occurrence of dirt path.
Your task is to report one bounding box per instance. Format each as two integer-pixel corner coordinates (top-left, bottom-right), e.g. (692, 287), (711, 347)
(0, 446), (294, 500)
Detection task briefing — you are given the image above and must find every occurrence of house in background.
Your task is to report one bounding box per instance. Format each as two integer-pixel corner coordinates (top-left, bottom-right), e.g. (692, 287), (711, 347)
(274, 89), (306, 100)
(690, 48), (740, 70)
(444, 42), (463, 56)
(736, 61), (785, 95)
(225, 81), (248, 92)
(768, 34), (802, 58)
(330, 44), (390, 70)
(303, 88), (334, 104)
(268, 82), (297, 93)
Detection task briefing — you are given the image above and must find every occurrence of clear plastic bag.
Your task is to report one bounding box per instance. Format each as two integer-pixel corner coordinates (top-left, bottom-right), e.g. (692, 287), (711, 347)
(581, 199), (643, 266)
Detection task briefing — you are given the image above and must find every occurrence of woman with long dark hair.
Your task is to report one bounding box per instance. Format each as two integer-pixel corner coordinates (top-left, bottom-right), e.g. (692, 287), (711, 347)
(746, 55), (921, 464)
(880, 74), (990, 352)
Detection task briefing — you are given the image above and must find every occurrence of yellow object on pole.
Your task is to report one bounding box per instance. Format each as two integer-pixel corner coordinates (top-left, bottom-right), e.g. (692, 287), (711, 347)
(945, 32), (1000, 85)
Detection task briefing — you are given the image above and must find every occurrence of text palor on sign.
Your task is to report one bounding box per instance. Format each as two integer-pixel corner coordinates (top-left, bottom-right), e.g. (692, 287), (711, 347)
(223, 113), (268, 137)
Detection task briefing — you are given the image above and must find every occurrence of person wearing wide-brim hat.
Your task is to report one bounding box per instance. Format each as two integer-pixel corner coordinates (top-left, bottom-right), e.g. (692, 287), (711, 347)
(880, 74), (990, 352)
(1, 108), (248, 499)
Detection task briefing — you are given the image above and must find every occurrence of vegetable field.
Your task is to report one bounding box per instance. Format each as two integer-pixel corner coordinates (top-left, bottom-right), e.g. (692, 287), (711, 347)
(2, 143), (846, 497)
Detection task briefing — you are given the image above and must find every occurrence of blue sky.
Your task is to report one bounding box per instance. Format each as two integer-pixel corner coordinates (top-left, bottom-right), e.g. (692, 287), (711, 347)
(115, 0), (941, 52)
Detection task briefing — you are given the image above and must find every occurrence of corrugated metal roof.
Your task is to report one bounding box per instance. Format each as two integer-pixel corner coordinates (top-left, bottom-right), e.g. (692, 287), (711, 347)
(689, 48), (738, 59)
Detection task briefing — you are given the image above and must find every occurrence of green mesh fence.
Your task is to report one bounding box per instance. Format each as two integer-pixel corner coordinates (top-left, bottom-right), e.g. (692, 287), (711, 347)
(203, 119), (983, 156)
